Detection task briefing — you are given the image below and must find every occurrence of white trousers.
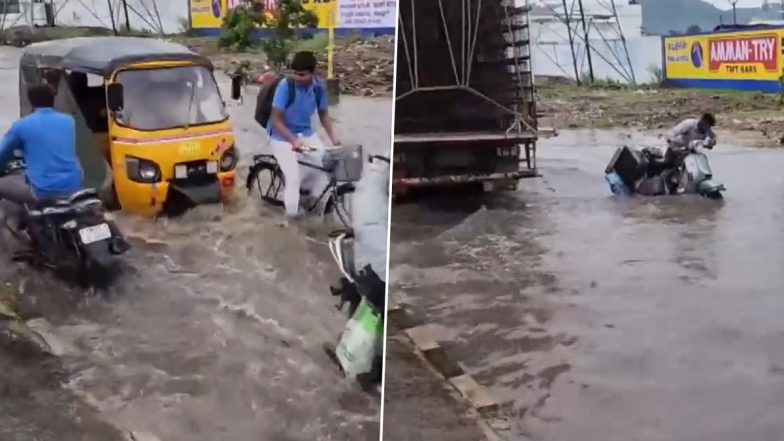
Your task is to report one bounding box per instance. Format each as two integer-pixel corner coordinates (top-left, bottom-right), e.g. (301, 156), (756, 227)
(270, 134), (330, 216)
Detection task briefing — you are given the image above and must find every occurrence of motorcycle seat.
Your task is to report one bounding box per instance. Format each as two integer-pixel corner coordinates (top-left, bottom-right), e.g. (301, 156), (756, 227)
(34, 188), (99, 208)
(28, 189), (102, 218)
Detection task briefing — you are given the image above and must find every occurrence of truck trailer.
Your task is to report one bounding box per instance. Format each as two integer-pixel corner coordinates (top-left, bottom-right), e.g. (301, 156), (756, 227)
(393, 0), (540, 195)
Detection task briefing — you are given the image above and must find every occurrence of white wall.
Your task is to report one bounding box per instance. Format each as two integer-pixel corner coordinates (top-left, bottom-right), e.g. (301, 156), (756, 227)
(532, 35), (662, 84)
(56, 0), (189, 34)
(529, 1), (662, 84)
(0, 0), (190, 34)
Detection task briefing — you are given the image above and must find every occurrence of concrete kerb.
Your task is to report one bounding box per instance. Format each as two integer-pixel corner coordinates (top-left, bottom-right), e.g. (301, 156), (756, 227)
(388, 302), (507, 440)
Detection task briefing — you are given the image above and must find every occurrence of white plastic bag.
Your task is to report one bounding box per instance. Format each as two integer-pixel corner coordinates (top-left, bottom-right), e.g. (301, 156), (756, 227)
(335, 298), (383, 378)
(351, 159), (389, 282)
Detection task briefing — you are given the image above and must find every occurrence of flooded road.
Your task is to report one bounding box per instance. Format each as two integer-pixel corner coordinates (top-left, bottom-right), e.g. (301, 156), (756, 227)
(0, 47), (389, 441)
(390, 130), (784, 441)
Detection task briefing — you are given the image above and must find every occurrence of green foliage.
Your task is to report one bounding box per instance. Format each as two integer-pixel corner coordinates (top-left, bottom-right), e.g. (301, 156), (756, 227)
(260, 38), (293, 68)
(219, 2), (266, 51)
(218, 0), (319, 62)
(686, 24), (702, 34)
(262, 0), (319, 68)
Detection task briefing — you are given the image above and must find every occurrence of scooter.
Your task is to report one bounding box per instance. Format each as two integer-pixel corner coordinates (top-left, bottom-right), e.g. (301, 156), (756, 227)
(605, 140), (725, 200)
(1, 155), (130, 288)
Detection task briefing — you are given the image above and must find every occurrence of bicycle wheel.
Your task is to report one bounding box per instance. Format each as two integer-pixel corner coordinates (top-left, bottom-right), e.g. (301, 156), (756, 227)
(248, 164), (285, 207)
(325, 184), (354, 228)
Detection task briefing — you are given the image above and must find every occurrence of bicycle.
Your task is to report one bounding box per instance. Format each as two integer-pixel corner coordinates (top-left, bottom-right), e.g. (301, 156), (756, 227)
(245, 145), (363, 228)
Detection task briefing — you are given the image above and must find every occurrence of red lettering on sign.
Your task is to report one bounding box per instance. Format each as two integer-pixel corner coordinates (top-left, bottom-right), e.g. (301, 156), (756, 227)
(708, 35), (778, 71)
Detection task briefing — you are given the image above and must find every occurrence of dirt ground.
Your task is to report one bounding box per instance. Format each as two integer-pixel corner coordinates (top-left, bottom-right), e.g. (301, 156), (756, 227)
(538, 83), (784, 147)
(0, 25), (394, 98)
(178, 35), (395, 98)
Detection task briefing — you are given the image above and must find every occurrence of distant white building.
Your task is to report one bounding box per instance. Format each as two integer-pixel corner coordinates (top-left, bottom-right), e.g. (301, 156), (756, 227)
(529, 0), (663, 84)
(0, 0), (189, 34)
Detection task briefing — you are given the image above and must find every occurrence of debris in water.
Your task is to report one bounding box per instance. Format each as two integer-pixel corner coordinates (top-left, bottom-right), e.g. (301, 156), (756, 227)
(129, 432), (163, 441)
(490, 417), (512, 431)
(0, 282), (18, 319)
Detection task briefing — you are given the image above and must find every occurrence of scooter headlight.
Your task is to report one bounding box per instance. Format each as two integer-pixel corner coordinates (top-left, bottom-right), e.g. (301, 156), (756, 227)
(126, 157), (161, 183)
(220, 147), (238, 172)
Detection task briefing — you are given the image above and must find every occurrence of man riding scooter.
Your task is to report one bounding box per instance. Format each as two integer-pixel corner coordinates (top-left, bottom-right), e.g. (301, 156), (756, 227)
(661, 113), (717, 193)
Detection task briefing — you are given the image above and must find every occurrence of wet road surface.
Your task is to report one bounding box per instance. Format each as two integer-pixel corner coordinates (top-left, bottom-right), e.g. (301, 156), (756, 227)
(0, 46), (390, 441)
(390, 130), (784, 441)
(382, 334), (488, 441)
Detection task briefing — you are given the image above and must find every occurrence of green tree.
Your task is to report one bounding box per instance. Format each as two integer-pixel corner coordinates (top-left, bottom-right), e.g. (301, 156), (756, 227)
(261, 0), (319, 68)
(686, 24), (702, 34)
(219, 2), (266, 51)
(218, 0), (319, 67)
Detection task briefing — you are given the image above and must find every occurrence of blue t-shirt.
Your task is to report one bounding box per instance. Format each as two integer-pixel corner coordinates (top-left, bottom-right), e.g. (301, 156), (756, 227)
(0, 108), (83, 198)
(269, 78), (328, 142)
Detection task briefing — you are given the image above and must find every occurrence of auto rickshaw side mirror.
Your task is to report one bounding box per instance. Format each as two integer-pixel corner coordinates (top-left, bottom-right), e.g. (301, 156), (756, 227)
(107, 83), (124, 111)
(230, 74), (242, 101)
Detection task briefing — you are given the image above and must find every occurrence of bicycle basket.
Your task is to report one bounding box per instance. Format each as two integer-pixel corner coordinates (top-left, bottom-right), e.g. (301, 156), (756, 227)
(323, 144), (364, 182)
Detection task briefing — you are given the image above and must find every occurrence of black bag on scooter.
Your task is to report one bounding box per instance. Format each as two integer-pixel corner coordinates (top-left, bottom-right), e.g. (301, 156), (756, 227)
(606, 146), (649, 189)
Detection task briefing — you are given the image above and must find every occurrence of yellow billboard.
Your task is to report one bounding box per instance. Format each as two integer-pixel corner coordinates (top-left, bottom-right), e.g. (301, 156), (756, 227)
(190, 0), (226, 30)
(664, 27), (784, 92)
(189, 0), (337, 30)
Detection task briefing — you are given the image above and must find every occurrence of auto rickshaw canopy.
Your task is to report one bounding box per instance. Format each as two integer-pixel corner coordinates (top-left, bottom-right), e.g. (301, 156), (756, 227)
(20, 36), (213, 75)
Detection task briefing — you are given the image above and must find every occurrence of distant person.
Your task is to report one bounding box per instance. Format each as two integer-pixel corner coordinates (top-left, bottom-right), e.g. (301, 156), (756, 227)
(42, 70), (60, 95)
(268, 51), (340, 221)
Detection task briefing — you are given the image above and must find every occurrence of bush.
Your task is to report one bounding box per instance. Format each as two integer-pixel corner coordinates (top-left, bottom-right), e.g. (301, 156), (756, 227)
(219, 3), (265, 51)
(261, 0), (319, 68)
(218, 0), (318, 62)
(647, 64), (664, 86)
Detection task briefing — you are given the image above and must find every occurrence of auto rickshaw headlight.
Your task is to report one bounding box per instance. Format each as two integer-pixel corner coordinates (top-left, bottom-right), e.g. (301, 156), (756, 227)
(126, 156), (161, 183)
(220, 147), (238, 172)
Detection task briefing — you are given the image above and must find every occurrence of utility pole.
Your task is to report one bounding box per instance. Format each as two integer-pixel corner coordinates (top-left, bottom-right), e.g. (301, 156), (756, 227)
(561, 0), (581, 85)
(186, 0), (193, 33)
(577, 0), (595, 82)
(107, 0), (118, 35)
(122, 0), (131, 32)
(728, 0), (738, 25)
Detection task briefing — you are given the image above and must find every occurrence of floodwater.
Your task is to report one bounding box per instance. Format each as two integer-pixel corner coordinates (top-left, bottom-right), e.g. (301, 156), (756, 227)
(390, 130), (784, 441)
(0, 46), (390, 441)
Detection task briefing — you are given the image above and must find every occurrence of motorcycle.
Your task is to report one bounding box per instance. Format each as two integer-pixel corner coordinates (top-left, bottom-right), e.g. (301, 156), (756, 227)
(605, 140), (725, 200)
(324, 155), (389, 391)
(1, 154), (130, 288)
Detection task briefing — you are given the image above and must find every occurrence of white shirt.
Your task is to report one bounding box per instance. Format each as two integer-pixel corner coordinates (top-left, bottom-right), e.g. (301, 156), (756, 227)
(666, 118), (716, 150)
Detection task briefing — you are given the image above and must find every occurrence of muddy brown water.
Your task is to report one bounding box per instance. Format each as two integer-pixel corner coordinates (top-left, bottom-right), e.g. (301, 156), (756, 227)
(390, 129), (784, 441)
(0, 47), (389, 441)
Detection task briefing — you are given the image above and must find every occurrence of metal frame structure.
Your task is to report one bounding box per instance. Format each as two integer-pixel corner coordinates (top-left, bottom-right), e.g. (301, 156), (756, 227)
(395, 0), (540, 184)
(0, 0), (166, 35)
(532, 0), (637, 85)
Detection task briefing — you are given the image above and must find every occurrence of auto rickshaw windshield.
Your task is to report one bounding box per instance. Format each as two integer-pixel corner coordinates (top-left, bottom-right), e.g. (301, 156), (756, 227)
(115, 65), (227, 131)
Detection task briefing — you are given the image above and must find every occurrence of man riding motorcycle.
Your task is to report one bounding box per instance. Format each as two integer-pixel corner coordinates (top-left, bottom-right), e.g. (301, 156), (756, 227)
(0, 85), (84, 234)
(0, 84), (128, 255)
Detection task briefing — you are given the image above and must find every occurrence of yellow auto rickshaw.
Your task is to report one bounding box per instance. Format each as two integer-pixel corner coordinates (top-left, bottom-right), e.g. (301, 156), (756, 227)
(19, 36), (240, 217)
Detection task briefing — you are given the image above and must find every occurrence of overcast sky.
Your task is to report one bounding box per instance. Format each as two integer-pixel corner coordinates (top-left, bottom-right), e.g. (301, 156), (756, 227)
(704, 0), (770, 7)
(581, 0), (773, 9)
